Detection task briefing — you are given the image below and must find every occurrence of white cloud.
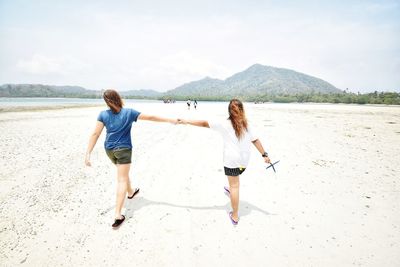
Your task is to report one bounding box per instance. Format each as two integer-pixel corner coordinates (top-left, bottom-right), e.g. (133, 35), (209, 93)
(16, 54), (62, 75)
(1, 1), (399, 92)
(16, 54), (91, 76)
(159, 51), (230, 79)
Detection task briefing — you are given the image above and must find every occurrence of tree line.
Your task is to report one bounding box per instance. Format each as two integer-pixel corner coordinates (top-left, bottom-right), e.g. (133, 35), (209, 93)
(161, 91), (400, 105)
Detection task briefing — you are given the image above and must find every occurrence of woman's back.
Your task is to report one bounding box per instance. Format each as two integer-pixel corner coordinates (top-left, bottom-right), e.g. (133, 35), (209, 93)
(97, 108), (140, 149)
(209, 119), (257, 168)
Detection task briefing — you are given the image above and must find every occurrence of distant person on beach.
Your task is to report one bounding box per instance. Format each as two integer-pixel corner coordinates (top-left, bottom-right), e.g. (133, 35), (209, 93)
(85, 89), (177, 228)
(187, 99), (191, 110)
(194, 100), (198, 109)
(178, 99), (271, 225)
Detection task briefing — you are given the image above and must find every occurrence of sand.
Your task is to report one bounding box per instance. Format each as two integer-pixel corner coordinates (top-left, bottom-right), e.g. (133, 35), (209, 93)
(0, 102), (399, 266)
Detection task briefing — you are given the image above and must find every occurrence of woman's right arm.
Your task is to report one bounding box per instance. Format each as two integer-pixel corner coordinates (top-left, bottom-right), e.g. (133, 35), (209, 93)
(85, 121), (104, 166)
(178, 119), (210, 128)
(138, 114), (177, 124)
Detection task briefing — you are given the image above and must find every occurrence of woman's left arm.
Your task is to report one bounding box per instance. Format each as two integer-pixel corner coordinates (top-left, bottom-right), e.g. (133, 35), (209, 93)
(252, 139), (271, 163)
(137, 114), (177, 124)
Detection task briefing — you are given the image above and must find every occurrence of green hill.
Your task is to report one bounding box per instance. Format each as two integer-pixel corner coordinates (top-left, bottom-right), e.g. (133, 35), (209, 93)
(0, 64), (340, 100)
(165, 64), (340, 99)
(0, 84), (99, 98)
(0, 84), (161, 99)
(120, 89), (162, 98)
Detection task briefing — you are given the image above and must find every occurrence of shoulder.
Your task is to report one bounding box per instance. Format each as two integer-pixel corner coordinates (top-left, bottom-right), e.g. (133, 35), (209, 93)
(246, 120), (255, 130)
(98, 109), (110, 117)
(126, 108), (141, 121)
(127, 108), (140, 115)
(245, 120), (258, 140)
(122, 107), (135, 112)
(209, 119), (228, 130)
(97, 109), (110, 122)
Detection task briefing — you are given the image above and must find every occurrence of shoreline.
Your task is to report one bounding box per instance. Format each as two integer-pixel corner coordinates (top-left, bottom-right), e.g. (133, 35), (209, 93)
(1, 96), (400, 108)
(0, 103), (103, 113)
(1, 98), (400, 111)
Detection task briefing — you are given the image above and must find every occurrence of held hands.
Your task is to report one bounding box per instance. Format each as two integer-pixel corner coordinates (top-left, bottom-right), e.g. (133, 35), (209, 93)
(170, 118), (179, 124)
(177, 118), (188, 125)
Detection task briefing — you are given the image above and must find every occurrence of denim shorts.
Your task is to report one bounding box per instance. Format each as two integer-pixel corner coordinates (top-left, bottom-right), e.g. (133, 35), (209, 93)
(105, 148), (132, 164)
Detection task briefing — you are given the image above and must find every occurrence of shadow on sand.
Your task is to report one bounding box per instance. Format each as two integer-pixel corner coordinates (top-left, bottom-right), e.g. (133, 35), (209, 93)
(102, 195), (275, 221)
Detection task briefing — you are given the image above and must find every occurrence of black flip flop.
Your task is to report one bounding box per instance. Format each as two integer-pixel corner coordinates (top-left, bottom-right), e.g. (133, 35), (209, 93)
(128, 188), (140, 199)
(112, 215), (125, 228)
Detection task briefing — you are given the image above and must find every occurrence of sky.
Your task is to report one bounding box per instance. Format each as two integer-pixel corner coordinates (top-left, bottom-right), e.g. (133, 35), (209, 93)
(0, 0), (399, 92)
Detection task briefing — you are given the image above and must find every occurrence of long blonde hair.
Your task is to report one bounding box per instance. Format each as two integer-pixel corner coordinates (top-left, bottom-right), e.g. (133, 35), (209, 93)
(228, 99), (248, 139)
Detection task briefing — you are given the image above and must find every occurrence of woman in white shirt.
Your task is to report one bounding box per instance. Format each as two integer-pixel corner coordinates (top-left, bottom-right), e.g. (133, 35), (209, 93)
(179, 99), (271, 225)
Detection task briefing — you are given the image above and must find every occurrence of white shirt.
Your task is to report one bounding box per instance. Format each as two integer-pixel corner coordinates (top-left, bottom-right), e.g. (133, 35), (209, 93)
(209, 119), (258, 168)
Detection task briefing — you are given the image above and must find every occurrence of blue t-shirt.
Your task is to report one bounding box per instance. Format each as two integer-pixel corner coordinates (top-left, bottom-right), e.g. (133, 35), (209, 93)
(97, 108), (141, 150)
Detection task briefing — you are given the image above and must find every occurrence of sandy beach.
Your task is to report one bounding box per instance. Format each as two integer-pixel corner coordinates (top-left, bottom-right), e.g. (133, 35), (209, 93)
(0, 102), (399, 266)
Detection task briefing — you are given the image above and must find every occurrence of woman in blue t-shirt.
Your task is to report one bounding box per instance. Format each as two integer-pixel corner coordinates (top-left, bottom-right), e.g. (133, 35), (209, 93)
(85, 89), (177, 228)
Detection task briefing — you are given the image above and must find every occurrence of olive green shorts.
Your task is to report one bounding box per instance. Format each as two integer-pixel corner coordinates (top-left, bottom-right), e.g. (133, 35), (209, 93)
(105, 148), (132, 164)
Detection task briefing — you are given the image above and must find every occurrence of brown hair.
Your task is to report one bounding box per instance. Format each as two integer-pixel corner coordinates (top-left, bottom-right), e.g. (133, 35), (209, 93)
(103, 89), (123, 113)
(228, 99), (248, 139)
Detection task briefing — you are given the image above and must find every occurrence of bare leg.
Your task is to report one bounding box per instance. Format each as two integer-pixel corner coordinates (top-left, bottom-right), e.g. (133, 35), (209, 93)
(127, 178), (134, 196)
(115, 163), (131, 219)
(227, 175), (240, 221)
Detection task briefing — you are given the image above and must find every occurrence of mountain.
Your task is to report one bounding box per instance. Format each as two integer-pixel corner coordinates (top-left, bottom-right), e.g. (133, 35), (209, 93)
(0, 64), (340, 100)
(167, 77), (224, 96)
(120, 89), (162, 98)
(165, 64), (340, 98)
(0, 84), (99, 97)
(0, 84), (159, 98)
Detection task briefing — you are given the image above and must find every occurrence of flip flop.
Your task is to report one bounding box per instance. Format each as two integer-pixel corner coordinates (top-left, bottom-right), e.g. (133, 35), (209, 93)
(112, 215), (125, 228)
(229, 212), (238, 225)
(224, 186), (230, 195)
(128, 188), (140, 199)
